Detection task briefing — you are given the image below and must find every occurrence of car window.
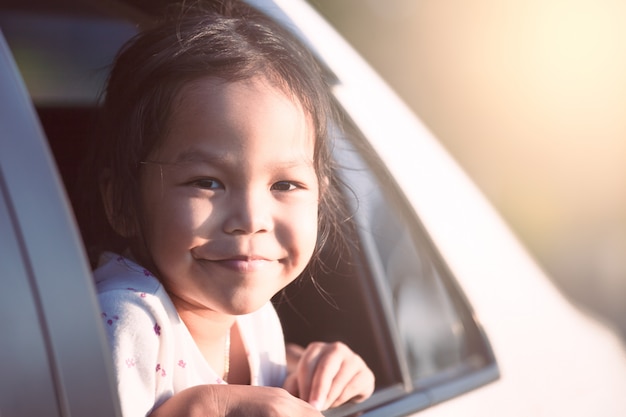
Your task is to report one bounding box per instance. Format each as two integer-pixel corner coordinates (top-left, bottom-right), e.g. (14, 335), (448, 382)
(0, 11), (136, 105)
(298, 115), (498, 417)
(0, 9), (138, 235)
(337, 132), (466, 379)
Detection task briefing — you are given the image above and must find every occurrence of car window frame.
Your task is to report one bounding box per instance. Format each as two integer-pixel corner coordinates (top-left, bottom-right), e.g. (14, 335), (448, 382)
(0, 29), (122, 417)
(318, 112), (499, 417)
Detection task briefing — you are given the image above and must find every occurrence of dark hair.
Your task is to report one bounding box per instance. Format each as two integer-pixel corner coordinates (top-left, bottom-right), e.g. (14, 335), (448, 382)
(81, 0), (348, 275)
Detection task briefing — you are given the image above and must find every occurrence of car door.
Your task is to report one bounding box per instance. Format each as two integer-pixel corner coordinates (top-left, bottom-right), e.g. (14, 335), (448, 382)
(0, 30), (122, 417)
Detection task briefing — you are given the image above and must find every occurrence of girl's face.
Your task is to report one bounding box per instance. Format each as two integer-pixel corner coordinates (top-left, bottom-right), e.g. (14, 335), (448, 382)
(137, 76), (319, 316)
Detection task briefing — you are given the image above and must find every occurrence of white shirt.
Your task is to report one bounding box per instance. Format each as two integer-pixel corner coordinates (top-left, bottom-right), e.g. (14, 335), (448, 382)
(95, 252), (287, 416)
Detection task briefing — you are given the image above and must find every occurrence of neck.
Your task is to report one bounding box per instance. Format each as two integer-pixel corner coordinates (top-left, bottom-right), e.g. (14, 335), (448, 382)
(172, 299), (236, 381)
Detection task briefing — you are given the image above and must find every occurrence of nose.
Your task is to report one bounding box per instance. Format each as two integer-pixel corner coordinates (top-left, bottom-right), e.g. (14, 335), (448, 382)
(222, 188), (274, 235)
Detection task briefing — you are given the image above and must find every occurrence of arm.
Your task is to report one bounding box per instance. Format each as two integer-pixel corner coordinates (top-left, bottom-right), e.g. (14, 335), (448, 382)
(148, 384), (323, 417)
(282, 342), (375, 411)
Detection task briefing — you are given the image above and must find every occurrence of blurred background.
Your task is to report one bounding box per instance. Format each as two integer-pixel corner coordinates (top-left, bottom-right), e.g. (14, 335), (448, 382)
(309, 0), (626, 338)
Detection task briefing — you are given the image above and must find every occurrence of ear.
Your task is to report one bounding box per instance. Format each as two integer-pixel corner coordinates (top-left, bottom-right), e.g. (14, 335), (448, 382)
(100, 170), (136, 238)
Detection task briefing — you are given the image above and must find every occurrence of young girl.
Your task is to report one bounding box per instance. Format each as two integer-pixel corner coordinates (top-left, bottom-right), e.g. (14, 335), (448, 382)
(85, 1), (374, 416)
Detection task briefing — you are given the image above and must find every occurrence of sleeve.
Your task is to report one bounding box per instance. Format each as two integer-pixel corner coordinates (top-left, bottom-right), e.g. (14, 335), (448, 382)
(99, 289), (174, 417)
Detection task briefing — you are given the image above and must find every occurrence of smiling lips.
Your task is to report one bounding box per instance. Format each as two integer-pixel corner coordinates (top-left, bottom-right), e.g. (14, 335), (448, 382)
(191, 245), (281, 273)
(207, 256), (278, 273)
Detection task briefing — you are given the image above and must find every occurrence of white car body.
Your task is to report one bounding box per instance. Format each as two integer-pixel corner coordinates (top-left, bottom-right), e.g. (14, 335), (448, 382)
(254, 0), (626, 415)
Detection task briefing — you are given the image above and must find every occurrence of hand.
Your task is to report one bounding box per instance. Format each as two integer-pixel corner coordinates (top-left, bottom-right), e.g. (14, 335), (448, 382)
(282, 342), (375, 411)
(149, 384), (324, 417)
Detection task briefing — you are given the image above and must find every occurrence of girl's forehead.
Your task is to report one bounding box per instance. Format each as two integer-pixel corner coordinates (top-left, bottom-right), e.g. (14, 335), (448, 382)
(171, 76), (312, 130)
(153, 76), (316, 162)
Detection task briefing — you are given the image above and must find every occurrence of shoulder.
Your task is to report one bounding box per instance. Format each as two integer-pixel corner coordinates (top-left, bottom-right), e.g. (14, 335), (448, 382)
(94, 254), (180, 416)
(94, 252), (175, 337)
(95, 252), (161, 294)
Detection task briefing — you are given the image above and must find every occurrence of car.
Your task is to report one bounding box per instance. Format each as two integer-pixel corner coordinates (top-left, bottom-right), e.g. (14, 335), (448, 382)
(1, 0), (626, 416)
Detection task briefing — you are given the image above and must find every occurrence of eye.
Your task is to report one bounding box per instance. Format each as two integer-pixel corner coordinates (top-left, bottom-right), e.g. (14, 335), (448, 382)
(190, 178), (223, 190)
(271, 181), (298, 191)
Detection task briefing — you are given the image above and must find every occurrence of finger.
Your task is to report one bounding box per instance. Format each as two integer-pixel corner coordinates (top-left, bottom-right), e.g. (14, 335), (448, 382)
(328, 367), (375, 408)
(292, 341), (327, 403)
(282, 372), (299, 397)
(320, 353), (362, 408)
(286, 343), (305, 373)
(316, 346), (372, 409)
(306, 344), (346, 409)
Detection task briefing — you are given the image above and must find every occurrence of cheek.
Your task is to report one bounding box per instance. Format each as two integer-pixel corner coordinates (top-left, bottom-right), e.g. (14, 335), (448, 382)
(140, 190), (214, 249)
(286, 202), (319, 261)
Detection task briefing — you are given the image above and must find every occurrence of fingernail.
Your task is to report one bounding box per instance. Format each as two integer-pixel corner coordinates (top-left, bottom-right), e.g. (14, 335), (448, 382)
(310, 400), (323, 411)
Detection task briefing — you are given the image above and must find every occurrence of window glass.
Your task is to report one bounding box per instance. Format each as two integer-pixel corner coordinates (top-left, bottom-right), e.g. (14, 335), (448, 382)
(0, 12), (136, 105)
(333, 119), (493, 387)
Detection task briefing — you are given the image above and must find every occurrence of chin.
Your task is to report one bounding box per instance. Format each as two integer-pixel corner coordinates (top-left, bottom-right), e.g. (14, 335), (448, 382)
(223, 299), (268, 316)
